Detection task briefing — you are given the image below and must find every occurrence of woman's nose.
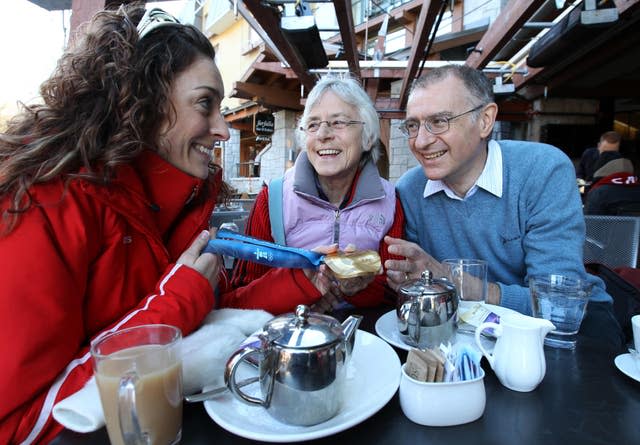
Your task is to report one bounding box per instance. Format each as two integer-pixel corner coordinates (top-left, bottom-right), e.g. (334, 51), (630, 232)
(315, 122), (334, 139)
(209, 112), (230, 141)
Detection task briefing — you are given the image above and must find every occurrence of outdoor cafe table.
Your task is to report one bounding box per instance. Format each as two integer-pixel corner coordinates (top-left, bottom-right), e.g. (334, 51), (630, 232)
(53, 307), (640, 445)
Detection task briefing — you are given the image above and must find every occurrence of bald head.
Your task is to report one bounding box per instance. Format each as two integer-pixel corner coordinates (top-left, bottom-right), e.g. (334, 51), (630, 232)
(598, 131), (621, 153)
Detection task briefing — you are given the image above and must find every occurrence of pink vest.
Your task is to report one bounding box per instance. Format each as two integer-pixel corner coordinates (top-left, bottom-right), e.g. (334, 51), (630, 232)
(280, 159), (396, 251)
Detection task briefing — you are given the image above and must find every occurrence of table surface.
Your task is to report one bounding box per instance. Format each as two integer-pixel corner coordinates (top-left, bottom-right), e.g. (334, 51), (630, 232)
(52, 307), (640, 445)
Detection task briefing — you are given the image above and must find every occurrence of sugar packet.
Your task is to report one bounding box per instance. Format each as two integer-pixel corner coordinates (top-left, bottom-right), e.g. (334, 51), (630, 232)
(406, 348), (446, 382)
(458, 303), (500, 334)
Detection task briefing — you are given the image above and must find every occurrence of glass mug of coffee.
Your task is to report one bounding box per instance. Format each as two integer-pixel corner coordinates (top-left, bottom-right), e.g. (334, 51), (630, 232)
(91, 324), (183, 445)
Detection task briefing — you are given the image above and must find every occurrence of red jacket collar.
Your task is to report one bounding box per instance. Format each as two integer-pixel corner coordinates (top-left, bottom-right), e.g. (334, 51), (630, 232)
(133, 150), (205, 235)
(590, 172), (639, 191)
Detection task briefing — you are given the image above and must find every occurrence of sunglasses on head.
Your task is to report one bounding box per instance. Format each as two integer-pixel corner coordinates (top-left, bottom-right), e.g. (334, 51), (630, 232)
(136, 8), (181, 39)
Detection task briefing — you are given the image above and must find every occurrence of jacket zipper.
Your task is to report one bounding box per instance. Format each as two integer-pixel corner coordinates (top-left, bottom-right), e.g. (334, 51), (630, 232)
(187, 185), (200, 204)
(333, 210), (340, 245)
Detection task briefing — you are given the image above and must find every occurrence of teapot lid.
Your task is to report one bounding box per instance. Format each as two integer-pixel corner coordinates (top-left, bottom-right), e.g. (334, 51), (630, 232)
(265, 305), (342, 348)
(399, 270), (456, 298)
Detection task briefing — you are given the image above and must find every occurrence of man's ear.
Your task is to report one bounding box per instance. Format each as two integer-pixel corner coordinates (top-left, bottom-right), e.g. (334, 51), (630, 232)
(479, 102), (498, 138)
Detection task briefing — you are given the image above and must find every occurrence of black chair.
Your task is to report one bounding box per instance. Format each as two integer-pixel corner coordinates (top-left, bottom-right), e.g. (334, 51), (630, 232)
(616, 202), (640, 216)
(583, 215), (640, 268)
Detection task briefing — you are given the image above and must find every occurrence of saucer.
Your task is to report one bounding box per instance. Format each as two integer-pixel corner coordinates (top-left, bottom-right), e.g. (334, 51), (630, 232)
(374, 303), (520, 352)
(204, 330), (400, 442)
(614, 353), (640, 382)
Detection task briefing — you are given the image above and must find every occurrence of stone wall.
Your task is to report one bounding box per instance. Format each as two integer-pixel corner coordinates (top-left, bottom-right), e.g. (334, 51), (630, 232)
(258, 109), (298, 182)
(527, 98), (598, 142)
(223, 109), (298, 195)
(388, 120), (418, 184)
(223, 127), (240, 180)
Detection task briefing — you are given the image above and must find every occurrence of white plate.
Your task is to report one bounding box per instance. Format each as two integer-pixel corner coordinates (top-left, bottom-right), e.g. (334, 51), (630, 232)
(374, 304), (521, 352)
(615, 353), (640, 382)
(204, 330), (400, 442)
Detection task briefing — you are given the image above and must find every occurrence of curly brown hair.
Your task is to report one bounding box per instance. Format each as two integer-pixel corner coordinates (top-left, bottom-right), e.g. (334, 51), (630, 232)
(0, 3), (229, 232)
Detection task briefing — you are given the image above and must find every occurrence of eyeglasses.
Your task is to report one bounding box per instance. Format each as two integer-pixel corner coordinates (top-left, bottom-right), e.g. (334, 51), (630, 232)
(301, 120), (365, 134)
(399, 105), (484, 138)
(136, 8), (181, 39)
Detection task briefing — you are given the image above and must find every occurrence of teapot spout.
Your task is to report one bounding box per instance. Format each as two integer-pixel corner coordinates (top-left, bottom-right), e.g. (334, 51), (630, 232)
(341, 315), (363, 357)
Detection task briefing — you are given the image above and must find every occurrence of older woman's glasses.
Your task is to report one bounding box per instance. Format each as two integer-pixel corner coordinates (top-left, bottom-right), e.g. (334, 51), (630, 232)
(301, 120), (365, 134)
(399, 105), (484, 138)
(136, 8), (181, 39)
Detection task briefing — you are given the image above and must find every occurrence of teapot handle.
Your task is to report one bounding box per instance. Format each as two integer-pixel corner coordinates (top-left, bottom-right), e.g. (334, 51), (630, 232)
(224, 347), (267, 407)
(474, 322), (502, 369)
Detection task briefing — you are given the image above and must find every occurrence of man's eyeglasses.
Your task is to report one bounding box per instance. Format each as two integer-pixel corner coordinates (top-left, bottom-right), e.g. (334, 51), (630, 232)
(399, 105), (484, 138)
(136, 8), (181, 39)
(301, 120), (365, 134)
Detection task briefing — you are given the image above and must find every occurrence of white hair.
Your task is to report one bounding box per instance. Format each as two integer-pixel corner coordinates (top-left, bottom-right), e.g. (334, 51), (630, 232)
(296, 73), (381, 164)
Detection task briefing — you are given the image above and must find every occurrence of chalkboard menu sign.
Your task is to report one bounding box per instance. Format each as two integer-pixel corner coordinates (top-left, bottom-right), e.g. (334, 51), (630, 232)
(254, 113), (275, 135)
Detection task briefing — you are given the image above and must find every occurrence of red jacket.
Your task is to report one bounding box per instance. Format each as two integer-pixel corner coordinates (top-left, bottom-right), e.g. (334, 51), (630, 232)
(221, 183), (404, 314)
(0, 151), (224, 444)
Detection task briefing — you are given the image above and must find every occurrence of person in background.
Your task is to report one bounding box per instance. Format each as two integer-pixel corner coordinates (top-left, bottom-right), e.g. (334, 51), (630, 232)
(222, 74), (404, 315)
(590, 131), (623, 176)
(584, 157), (640, 215)
(0, 6), (230, 443)
(576, 130), (622, 184)
(384, 64), (623, 349)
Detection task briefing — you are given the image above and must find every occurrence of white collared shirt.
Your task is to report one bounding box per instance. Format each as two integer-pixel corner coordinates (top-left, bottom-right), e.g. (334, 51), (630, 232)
(423, 139), (503, 200)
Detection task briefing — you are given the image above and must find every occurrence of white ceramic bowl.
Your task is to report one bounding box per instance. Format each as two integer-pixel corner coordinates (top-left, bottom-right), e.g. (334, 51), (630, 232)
(399, 363), (486, 426)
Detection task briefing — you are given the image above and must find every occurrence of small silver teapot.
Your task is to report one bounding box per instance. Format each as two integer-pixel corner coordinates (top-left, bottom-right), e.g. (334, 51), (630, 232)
(224, 305), (362, 426)
(397, 270), (458, 349)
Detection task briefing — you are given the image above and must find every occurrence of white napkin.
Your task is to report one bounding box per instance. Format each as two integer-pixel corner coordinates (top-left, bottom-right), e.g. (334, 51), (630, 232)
(52, 377), (103, 433)
(53, 308), (272, 432)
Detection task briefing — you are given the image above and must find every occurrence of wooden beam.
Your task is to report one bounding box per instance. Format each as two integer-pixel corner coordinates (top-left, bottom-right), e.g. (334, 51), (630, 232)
(465, 0), (547, 69)
(398, 0), (443, 109)
(326, 0), (422, 44)
(375, 97), (402, 111)
(232, 81), (304, 111)
(365, 79), (380, 102)
(430, 26), (486, 54)
(224, 104), (269, 123)
(391, 0), (424, 23)
(378, 110), (406, 119)
(360, 68), (408, 79)
(240, 0), (317, 91)
(512, 67), (543, 88)
(332, 0), (361, 78)
(513, 84), (547, 102)
(513, 0), (640, 99)
(252, 62), (298, 79)
(229, 122), (254, 132)
(495, 100), (532, 121)
(614, 0), (640, 14)
(253, 62), (408, 80)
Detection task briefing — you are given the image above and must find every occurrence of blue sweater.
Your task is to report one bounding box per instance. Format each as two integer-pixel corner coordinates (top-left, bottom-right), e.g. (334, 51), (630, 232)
(396, 139), (611, 315)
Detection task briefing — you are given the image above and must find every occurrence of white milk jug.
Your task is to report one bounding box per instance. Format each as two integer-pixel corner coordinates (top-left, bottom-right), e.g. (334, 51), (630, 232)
(475, 314), (555, 392)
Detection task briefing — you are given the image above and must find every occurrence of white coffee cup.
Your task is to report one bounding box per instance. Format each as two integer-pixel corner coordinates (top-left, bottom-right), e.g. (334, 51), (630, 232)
(633, 314), (640, 352)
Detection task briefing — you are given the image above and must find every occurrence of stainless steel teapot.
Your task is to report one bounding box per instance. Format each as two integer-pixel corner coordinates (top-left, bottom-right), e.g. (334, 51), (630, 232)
(397, 270), (458, 349)
(224, 305), (362, 425)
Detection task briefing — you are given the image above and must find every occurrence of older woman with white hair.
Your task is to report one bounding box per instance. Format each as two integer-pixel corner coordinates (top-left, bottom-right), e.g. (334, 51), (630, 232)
(222, 74), (404, 314)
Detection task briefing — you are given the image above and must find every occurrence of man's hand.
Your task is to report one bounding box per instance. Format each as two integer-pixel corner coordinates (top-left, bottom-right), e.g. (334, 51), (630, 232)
(383, 236), (447, 291)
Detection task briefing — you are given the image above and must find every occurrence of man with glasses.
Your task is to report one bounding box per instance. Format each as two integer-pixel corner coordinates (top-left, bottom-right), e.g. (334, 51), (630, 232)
(383, 65), (622, 347)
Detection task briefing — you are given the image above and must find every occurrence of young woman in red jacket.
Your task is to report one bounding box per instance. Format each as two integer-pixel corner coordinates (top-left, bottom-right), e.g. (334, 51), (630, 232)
(0, 6), (230, 444)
